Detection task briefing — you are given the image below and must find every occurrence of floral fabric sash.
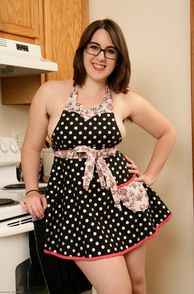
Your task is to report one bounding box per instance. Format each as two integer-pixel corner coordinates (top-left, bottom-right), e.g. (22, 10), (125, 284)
(54, 146), (149, 212)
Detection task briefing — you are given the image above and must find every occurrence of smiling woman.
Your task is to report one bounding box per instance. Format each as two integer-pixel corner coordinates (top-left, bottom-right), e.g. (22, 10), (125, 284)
(21, 18), (176, 294)
(73, 19), (131, 94)
(82, 29), (118, 86)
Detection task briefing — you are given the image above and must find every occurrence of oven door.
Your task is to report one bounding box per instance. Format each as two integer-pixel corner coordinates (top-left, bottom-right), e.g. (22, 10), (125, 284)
(0, 220), (47, 294)
(16, 231), (48, 294)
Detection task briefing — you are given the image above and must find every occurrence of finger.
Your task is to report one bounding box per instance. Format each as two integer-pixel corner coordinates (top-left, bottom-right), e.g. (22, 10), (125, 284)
(20, 200), (27, 210)
(25, 200), (44, 219)
(128, 169), (140, 175)
(125, 156), (134, 164)
(126, 162), (138, 170)
(24, 203), (37, 219)
(134, 175), (144, 182)
(41, 196), (48, 211)
(127, 163), (140, 172)
(23, 194), (45, 218)
(33, 200), (45, 218)
(20, 200), (25, 208)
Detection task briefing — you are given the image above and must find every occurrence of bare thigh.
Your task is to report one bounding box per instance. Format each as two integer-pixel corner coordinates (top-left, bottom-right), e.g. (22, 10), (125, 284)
(75, 256), (132, 294)
(125, 242), (148, 285)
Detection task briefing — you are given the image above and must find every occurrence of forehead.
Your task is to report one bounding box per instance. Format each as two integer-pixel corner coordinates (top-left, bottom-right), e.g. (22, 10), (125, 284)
(90, 28), (114, 46)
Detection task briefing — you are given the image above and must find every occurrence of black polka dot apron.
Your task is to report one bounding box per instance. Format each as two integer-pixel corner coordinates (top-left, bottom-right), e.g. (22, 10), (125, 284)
(44, 86), (172, 261)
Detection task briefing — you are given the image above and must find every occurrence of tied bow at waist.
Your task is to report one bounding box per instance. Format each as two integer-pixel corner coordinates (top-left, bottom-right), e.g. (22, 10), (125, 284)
(54, 146), (117, 190)
(54, 146), (149, 212)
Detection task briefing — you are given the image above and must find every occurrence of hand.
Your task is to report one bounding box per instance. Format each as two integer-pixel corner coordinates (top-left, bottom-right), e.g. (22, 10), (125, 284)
(125, 156), (155, 186)
(125, 156), (141, 177)
(134, 174), (155, 186)
(20, 191), (47, 219)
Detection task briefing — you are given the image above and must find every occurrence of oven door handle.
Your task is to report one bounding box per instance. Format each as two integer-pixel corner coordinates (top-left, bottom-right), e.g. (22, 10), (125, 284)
(0, 217), (33, 237)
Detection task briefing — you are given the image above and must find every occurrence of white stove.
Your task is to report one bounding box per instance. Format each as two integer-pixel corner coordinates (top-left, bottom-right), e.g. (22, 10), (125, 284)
(0, 137), (91, 293)
(0, 136), (35, 293)
(0, 136), (34, 236)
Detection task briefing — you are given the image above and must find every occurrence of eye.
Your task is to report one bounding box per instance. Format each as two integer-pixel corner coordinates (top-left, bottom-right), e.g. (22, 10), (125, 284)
(87, 43), (100, 51)
(106, 47), (117, 55)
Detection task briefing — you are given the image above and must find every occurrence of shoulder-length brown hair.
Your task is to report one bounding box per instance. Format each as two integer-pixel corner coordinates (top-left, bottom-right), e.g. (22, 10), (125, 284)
(73, 19), (131, 94)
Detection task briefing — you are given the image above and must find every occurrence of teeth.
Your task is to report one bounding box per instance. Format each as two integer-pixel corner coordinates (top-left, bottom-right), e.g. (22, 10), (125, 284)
(93, 63), (105, 69)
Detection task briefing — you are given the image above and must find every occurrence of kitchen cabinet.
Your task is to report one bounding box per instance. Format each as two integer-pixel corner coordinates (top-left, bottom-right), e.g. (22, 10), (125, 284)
(44, 0), (88, 81)
(0, 0), (43, 44)
(0, 0), (88, 104)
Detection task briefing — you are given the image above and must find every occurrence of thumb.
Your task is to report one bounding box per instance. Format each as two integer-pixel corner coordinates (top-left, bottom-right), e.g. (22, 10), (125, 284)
(20, 200), (27, 210)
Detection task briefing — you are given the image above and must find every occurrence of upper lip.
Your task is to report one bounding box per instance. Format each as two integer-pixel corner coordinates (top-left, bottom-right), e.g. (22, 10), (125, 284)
(92, 62), (106, 67)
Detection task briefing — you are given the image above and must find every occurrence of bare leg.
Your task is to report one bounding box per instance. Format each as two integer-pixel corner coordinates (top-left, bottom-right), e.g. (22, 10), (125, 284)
(125, 243), (148, 294)
(75, 255), (132, 294)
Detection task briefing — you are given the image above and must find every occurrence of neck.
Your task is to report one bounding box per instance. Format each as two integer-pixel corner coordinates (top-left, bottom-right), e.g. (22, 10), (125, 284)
(78, 79), (107, 106)
(81, 78), (106, 96)
(82, 78), (106, 93)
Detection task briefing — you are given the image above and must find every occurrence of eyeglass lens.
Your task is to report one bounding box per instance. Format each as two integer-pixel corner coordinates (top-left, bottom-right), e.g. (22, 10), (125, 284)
(85, 43), (118, 59)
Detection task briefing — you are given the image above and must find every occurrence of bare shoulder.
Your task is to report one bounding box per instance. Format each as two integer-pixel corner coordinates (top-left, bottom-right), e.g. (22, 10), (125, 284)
(124, 90), (148, 107)
(113, 90), (148, 120)
(126, 90), (162, 118)
(43, 79), (73, 91)
(123, 90), (169, 127)
(33, 79), (73, 99)
(31, 79), (73, 107)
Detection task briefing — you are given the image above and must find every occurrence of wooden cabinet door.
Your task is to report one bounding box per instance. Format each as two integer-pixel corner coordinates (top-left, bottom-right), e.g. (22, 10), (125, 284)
(0, 0), (43, 44)
(1, 0), (89, 104)
(43, 0), (88, 80)
(1, 0), (44, 104)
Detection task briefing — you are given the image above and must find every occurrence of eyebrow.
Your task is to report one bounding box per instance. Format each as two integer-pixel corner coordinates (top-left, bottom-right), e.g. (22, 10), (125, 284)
(88, 42), (116, 49)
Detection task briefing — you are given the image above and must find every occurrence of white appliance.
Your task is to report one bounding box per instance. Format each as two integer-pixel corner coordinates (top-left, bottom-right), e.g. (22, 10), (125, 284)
(0, 136), (90, 294)
(0, 38), (58, 77)
(0, 136), (42, 293)
(0, 136), (33, 235)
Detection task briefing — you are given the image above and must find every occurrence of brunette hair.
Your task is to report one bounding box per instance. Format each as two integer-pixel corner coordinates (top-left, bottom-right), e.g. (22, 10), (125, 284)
(73, 19), (131, 94)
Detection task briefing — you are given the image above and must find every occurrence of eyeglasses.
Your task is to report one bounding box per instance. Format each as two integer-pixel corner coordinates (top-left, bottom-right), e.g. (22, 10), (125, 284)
(85, 42), (119, 60)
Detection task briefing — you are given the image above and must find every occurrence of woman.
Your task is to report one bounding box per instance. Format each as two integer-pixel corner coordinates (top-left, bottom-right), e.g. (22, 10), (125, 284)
(21, 19), (176, 294)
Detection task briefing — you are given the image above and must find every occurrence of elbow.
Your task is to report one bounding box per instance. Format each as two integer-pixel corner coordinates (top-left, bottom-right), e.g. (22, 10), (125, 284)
(21, 144), (41, 161)
(163, 124), (176, 149)
(169, 125), (176, 144)
(21, 145), (29, 163)
(158, 123), (176, 146)
(21, 143), (30, 157)
(21, 144), (26, 158)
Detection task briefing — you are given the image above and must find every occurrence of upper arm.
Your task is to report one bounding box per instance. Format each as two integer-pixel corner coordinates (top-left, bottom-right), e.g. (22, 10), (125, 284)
(127, 92), (174, 139)
(22, 82), (52, 152)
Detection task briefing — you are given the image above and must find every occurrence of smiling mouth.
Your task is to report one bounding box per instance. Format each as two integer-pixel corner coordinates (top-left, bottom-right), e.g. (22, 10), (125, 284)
(92, 63), (106, 70)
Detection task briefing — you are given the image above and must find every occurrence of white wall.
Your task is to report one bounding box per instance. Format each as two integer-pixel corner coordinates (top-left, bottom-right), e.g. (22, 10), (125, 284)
(90, 0), (193, 293)
(0, 1), (193, 292)
(0, 80), (29, 146)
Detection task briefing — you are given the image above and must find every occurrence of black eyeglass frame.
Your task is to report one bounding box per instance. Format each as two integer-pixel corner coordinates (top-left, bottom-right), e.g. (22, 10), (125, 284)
(85, 42), (119, 60)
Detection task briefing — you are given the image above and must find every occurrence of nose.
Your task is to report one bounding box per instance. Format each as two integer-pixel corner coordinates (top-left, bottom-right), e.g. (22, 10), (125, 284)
(97, 49), (106, 59)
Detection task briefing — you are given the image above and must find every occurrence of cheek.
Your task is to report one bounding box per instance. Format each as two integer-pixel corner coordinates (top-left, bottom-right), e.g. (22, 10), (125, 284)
(83, 51), (90, 63)
(108, 61), (117, 73)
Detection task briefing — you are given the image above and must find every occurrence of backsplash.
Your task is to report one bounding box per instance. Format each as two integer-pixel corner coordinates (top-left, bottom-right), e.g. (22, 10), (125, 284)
(0, 80), (29, 147)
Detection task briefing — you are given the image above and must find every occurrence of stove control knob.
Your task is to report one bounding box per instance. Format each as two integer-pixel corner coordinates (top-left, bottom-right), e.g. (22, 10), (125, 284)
(0, 142), (8, 153)
(10, 142), (19, 153)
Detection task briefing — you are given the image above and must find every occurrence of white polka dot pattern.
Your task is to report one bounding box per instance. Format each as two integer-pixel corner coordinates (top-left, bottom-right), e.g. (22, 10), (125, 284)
(44, 86), (172, 260)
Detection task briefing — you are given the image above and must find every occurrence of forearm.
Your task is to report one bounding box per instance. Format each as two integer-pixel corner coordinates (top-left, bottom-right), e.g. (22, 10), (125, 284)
(143, 127), (176, 184)
(21, 146), (41, 191)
